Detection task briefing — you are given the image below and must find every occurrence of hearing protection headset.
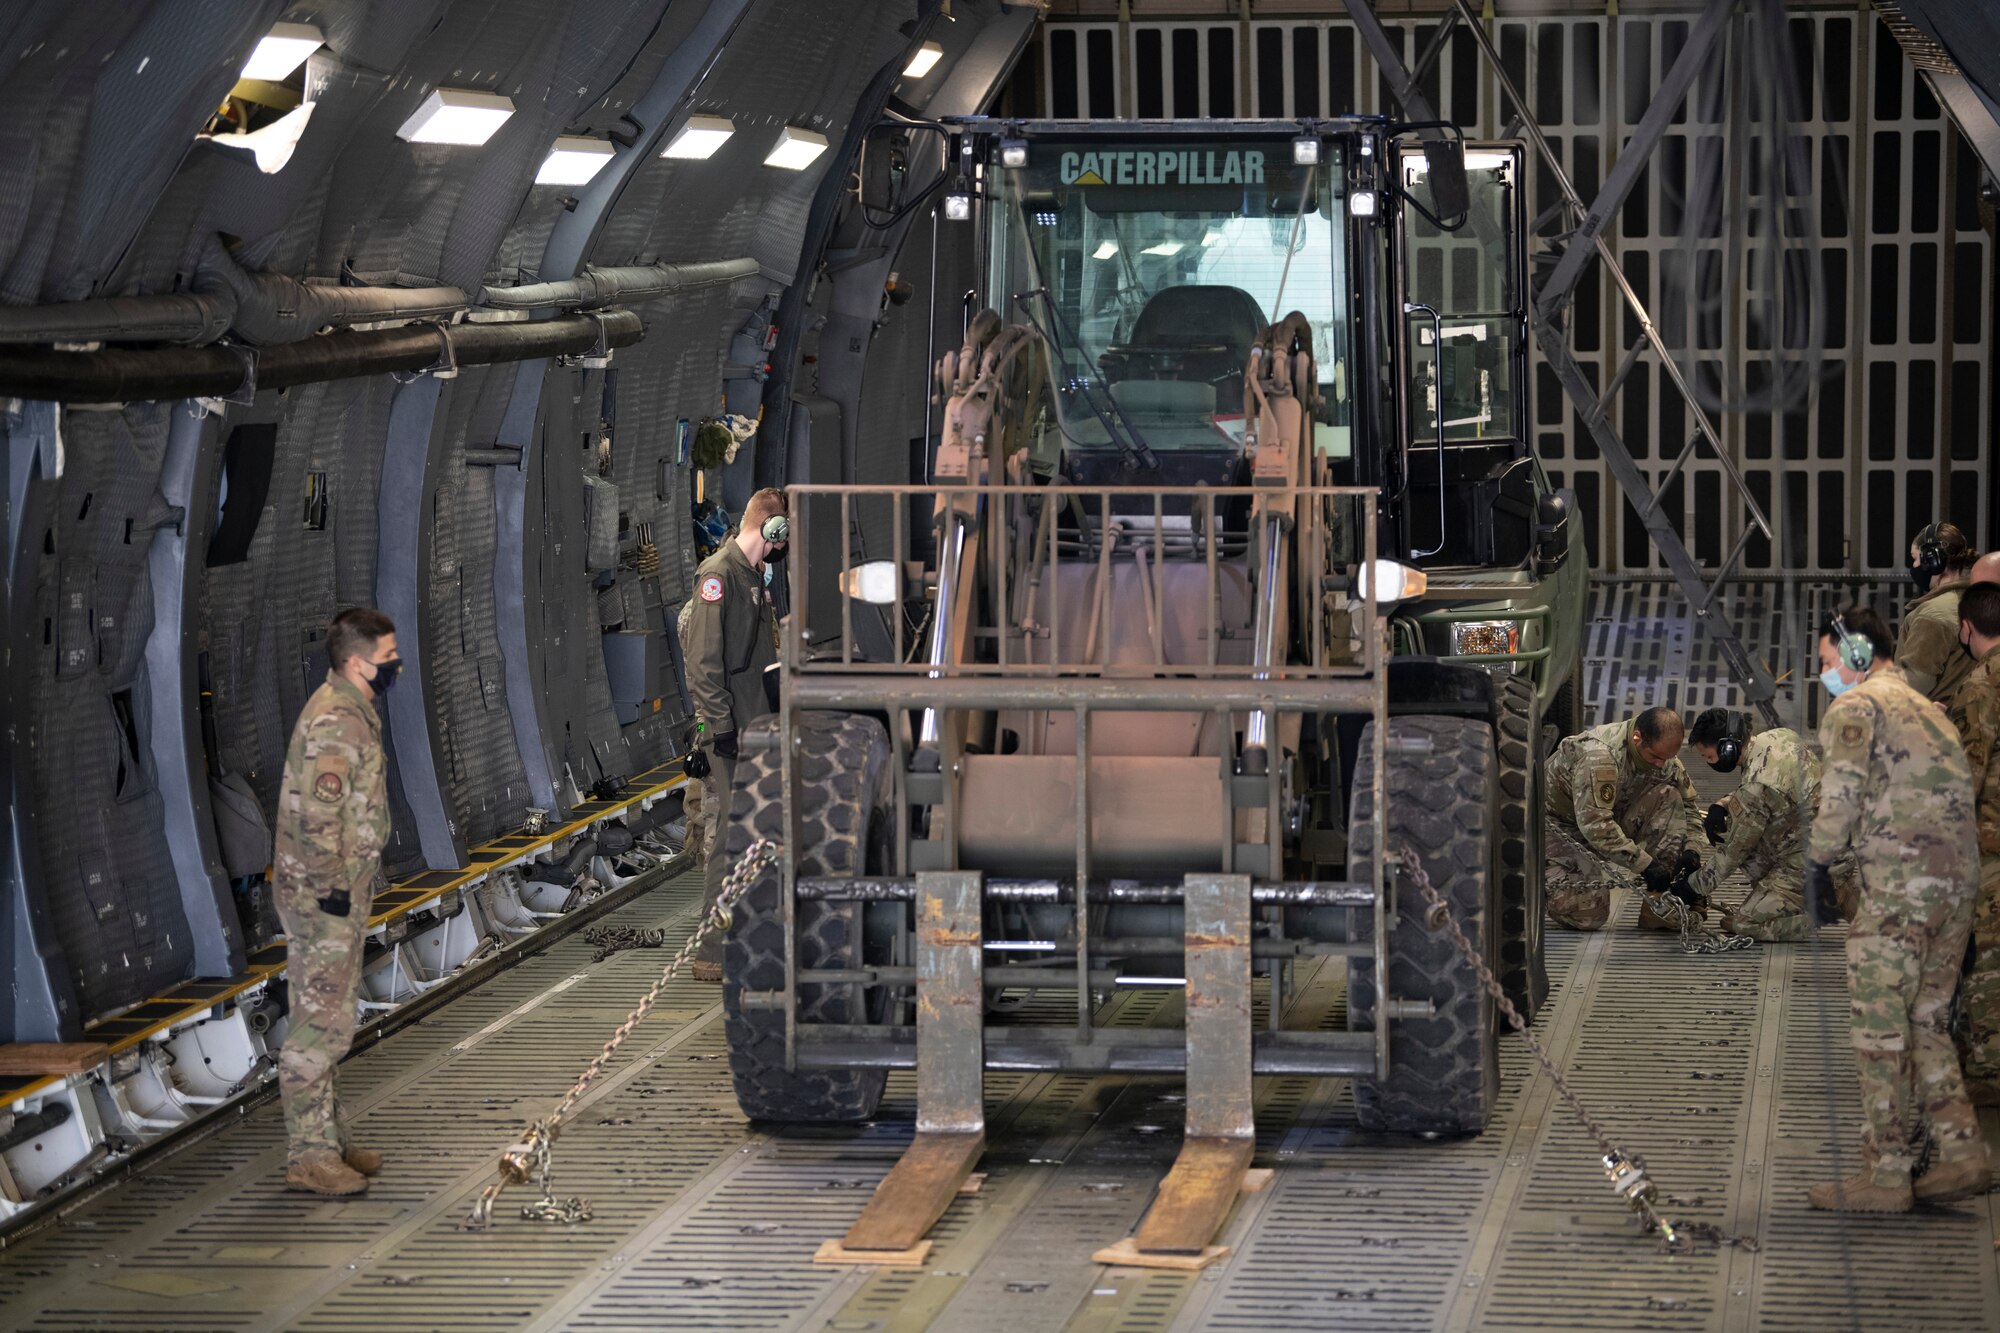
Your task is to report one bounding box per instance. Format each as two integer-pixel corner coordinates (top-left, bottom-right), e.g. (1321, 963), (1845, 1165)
(1713, 712), (1748, 772)
(761, 513), (790, 544)
(1830, 612), (1874, 672)
(1913, 524), (1946, 579)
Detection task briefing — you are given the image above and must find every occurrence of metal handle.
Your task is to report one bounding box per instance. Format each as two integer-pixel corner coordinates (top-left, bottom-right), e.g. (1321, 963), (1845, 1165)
(1404, 301), (1447, 559)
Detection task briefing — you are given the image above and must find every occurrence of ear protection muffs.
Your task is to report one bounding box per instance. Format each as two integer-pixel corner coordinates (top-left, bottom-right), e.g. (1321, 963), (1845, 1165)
(761, 513), (790, 544)
(1914, 525), (1946, 577)
(1713, 713), (1747, 773)
(1831, 613), (1875, 672)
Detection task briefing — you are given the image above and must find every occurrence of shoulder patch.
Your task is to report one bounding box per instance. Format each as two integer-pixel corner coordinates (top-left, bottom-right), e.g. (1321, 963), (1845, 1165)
(1838, 721), (1865, 749)
(698, 576), (723, 604)
(1596, 780), (1617, 807)
(313, 771), (345, 803)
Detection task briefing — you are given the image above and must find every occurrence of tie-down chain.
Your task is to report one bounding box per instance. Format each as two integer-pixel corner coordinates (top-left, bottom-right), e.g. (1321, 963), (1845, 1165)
(1387, 846), (1760, 1255)
(462, 837), (782, 1231)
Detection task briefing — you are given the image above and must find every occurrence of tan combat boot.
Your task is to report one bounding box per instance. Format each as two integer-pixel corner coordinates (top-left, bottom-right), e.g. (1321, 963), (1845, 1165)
(1806, 1171), (1912, 1213)
(343, 1146), (384, 1177)
(287, 1150), (369, 1196)
(1914, 1152), (1992, 1204)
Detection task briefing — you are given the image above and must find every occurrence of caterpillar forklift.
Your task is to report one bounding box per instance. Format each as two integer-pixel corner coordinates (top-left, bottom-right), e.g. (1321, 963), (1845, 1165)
(720, 117), (1586, 1260)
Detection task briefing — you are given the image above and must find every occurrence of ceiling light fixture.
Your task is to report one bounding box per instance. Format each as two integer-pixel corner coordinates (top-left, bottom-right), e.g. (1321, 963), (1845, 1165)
(241, 22), (323, 82)
(1141, 241), (1184, 256)
(536, 135), (615, 185)
(396, 88), (515, 146)
(1092, 239), (1119, 259)
(903, 41), (944, 78)
(765, 125), (829, 170)
(661, 113), (735, 160)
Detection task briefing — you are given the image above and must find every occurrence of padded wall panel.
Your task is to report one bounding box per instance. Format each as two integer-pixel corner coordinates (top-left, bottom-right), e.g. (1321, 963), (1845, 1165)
(24, 405), (195, 1019)
(426, 365), (530, 844)
(0, 0), (286, 304)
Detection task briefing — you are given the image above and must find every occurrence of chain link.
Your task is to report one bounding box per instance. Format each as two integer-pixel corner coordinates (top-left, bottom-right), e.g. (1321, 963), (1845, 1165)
(464, 837), (783, 1231)
(1643, 878), (1758, 956)
(1387, 846), (1758, 1254)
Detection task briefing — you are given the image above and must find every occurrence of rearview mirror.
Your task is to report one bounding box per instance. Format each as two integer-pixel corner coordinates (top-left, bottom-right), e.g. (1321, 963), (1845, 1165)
(1422, 138), (1470, 221)
(840, 560), (903, 605)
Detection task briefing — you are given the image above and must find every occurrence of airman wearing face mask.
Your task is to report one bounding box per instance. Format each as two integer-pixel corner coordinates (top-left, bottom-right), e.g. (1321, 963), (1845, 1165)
(1897, 522), (1975, 702)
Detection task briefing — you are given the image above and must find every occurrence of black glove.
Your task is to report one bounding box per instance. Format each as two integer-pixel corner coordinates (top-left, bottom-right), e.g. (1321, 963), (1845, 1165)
(1804, 860), (1840, 925)
(315, 890), (352, 918)
(1640, 857), (1675, 897)
(683, 747), (711, 781)
(1669, 849), (1704, 904)
(711, 730), (739, 761)
(1703, 802), (1729, 846)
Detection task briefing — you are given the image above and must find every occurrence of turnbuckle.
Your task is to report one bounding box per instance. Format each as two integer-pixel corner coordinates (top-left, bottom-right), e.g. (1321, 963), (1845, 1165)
(1603, 1149), (1678, 1248)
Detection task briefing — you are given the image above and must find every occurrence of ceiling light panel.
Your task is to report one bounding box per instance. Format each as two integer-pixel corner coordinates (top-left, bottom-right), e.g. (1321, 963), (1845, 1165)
(765, 125), (829, 170)
(241, 22), (322, 82)
(903, 41), (943, 78)
(537, 135), (614, 185)
(662, 113), (735, 160)
(396, 88), (515, 146)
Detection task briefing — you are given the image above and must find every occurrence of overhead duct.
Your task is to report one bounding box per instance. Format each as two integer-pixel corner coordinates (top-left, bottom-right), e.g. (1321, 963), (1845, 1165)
(0, 308), (644, 402)
(0, 234), (466, 347)
(479, 257), (761, 311)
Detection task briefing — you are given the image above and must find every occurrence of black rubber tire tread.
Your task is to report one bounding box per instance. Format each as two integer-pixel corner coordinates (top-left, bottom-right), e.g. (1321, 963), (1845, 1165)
(1547, 653), (1583, 748)
(1493, 673), (1550, 1022)
(722, 712), (890, 1122)
(1347, 714), (1500, 1136)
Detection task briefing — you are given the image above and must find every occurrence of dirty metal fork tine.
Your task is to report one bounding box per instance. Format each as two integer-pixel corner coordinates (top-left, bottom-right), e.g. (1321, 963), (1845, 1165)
(1132, 872), (1255, 1256)
(840, 869), (985, 1253)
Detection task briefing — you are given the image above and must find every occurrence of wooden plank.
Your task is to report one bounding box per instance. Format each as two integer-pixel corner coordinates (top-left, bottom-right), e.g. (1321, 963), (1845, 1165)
(813, 1238), (933, 1267)
(841, 1130), (985, 1253)
(0, 1043), (109, 1076)
(1091, 1237), (1231, 1272)
(1131, 1134), (1255, 1255)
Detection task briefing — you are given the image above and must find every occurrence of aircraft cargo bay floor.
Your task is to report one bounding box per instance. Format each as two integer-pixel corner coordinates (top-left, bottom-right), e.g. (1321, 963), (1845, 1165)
(5, 862), (2000, 1333)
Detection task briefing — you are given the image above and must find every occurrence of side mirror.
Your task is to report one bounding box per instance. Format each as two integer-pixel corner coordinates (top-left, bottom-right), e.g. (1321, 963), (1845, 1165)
(1535, 489), (1574, 570)
(1422, 138), (1471, 220)
(839, 560), (903, 605)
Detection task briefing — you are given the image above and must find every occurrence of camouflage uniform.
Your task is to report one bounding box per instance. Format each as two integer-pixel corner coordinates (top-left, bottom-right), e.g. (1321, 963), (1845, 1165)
(1811, 662), (1984, 1186)
(1947, 644), (2000, 1088)
(1688, 729), (1839, 942)
(1543, 718), (1702, 930)
(1898, 583), (1973, 703)
(675, 599), (717, 865)
(272, 672), (389, 1167)
(680, 539), (779, 964)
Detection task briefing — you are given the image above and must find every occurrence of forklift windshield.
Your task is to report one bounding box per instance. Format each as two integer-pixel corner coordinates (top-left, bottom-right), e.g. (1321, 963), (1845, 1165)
(994, 138), (1349, 455)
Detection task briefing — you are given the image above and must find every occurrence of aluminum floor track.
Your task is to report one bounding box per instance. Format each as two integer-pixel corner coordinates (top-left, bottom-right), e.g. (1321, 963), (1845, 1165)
(4, 581), (1996, 1332)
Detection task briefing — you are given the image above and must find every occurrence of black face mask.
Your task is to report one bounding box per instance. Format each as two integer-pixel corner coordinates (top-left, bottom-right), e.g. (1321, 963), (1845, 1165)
(1707, 751), (1740, 775)
(1914, 564), (1936, 596)
(764, 543), (789, 565)
(370, 658), (404, 694)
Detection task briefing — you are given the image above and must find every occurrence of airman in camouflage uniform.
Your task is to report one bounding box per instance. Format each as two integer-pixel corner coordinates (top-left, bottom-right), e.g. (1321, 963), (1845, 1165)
(1544, 708), (1703, 931)
(1685, 718), (1858, 941)
(273, 608), (398, 1197)
(681, 488), (787, 981)
(1805, 606), (1987, 1212)
(1947, 584), (2000, 1105)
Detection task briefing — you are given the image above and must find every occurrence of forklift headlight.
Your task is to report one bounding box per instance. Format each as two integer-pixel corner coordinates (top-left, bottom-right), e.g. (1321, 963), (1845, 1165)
(943, 188), (972, 222)
(1000, 137), (1029, 169)
(1355, 559), (1426, 606)
(1292, 134), (1320, 166)
(840, 560), (903, 605)
(1451, 620), (1522, 656)
(1349, 190), (1378, 218)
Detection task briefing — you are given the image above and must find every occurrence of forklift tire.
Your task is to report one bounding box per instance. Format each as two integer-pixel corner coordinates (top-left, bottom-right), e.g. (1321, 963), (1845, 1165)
(1494, 674), (1550, 1023)
(1347, 714), (1500, 1136)
(722, 712), (891, 1123)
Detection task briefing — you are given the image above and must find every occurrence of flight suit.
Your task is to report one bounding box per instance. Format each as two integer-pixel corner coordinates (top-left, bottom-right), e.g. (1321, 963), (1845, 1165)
(680, 539), (779, 963)
(1898, 582), (1973, 703)
(1946, 644), (2000, 1093)
(1811, 662), (1984, 1187)
(675, 599), (716, 865)
(1690, 728), (1851, 941)
(272, 673), (389, 1168)
(1543, 718), (1703, 930)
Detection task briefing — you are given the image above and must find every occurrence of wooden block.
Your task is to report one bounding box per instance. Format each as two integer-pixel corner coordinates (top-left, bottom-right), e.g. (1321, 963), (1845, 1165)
(958, 1173), (988, 1195)
(1240, 1168), (1274, 1194)
(0, 1043), (108, 1076)
(813, 1237), (933, 1267)
(1091, 1237), (1232, 1272)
